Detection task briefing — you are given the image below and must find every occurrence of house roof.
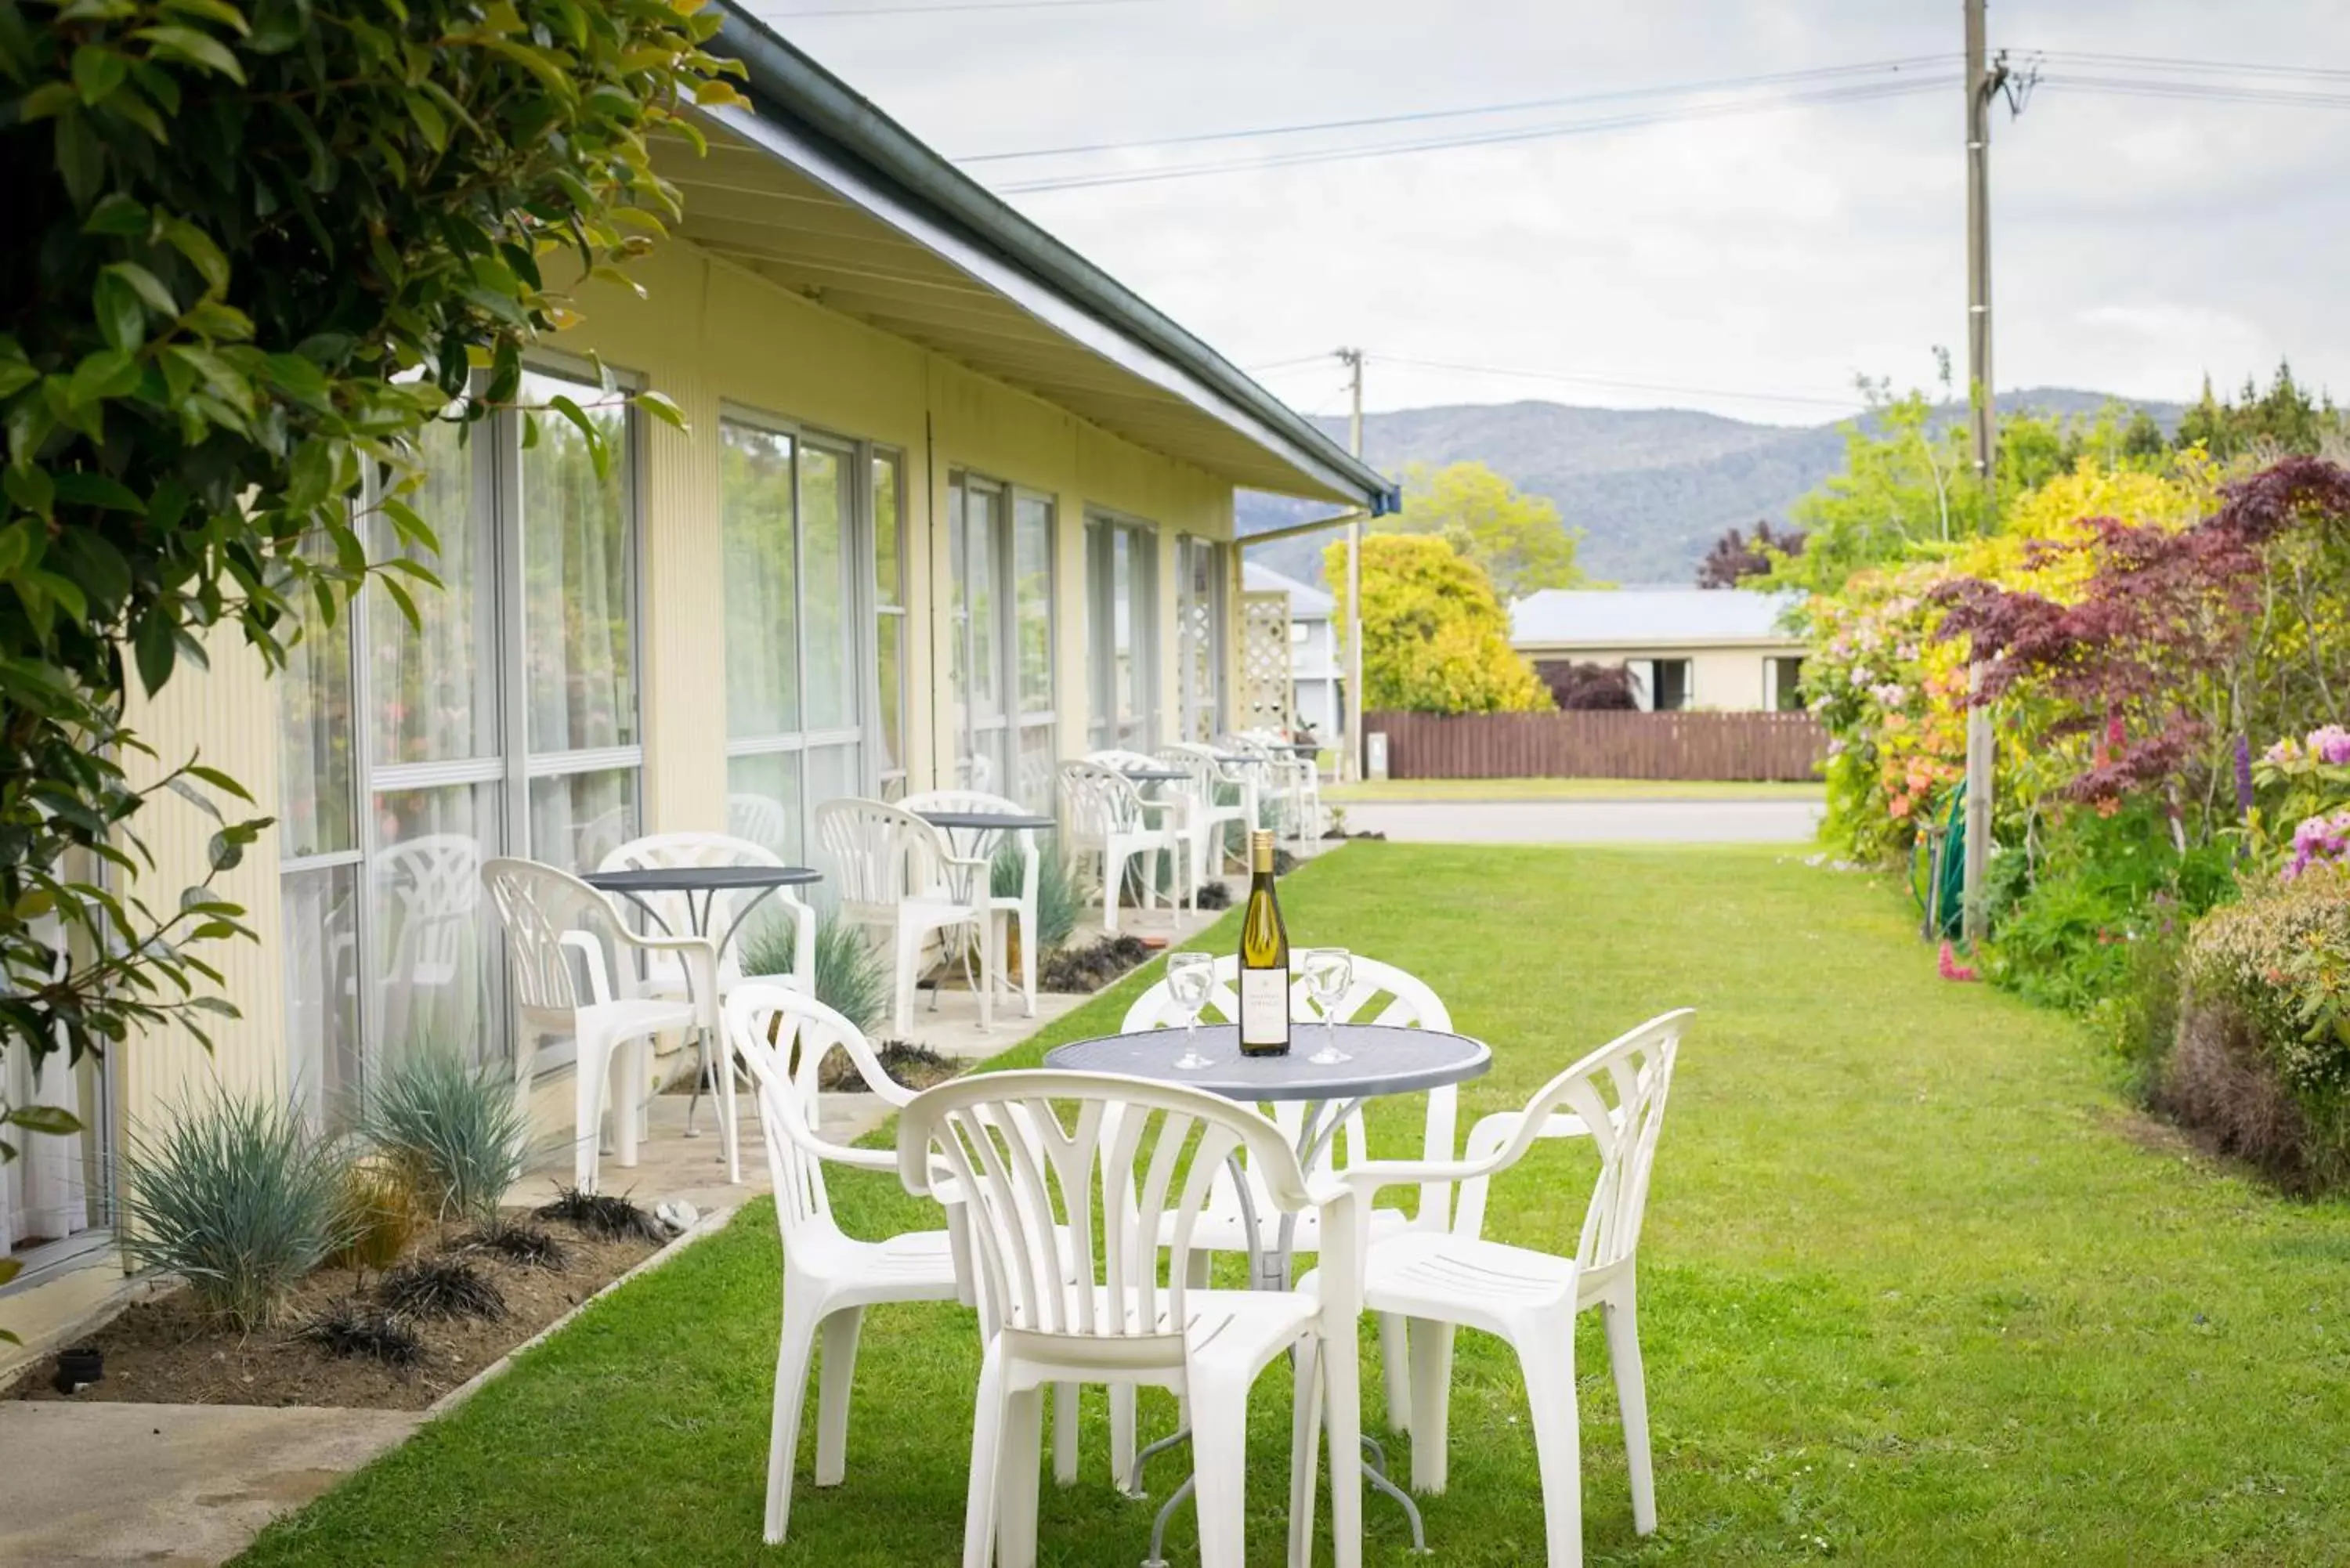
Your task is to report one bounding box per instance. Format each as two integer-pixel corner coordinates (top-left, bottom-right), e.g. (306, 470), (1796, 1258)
(1243, 560), (1334, 618)
(1511, 588), (1804, 650)
(661, 8), (1396, 512)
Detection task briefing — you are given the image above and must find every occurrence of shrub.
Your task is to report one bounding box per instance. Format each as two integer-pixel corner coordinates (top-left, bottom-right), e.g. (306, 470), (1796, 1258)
(535, 1186), (667, 1243)
(2165, 865), (2350, 1189)
(327, 1161), (421, 1272)
(378, 1257), (506, 1321)
(302, 1300), (422, 1367)
(459, 1219), (569, 1271)
(998, 844), (1082, 952)
(360, 1049), (530, 1226)
(121, 1093), (347, 1331)
(741, 914), (891, 1035)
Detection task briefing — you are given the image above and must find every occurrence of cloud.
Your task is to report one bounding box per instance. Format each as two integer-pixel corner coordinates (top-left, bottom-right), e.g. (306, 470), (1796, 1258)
(762, 0), (2350, 421)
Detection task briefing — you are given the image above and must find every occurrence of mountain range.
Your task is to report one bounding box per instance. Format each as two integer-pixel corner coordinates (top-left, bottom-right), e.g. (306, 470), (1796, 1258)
(1240, 388), (2185, 587)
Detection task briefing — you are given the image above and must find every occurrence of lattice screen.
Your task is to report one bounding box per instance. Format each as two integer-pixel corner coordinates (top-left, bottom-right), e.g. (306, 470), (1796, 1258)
(1239, 590), (1294, 732)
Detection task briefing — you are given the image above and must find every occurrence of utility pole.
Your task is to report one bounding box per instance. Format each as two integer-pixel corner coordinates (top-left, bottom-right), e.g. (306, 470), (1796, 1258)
(1961, 0), (1997, 948)
(1340, 346), (1366, 784)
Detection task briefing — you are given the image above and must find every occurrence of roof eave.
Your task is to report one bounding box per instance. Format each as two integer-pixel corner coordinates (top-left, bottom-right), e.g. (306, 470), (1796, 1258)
(705, 4), (1395, 514)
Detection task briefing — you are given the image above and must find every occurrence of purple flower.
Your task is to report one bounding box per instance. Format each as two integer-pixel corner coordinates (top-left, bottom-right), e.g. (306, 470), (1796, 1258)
(2310, 724), (2350, 766)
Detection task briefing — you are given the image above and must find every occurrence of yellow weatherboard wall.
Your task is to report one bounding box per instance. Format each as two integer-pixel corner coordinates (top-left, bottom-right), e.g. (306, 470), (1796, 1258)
(94, 230), (1244, 1155)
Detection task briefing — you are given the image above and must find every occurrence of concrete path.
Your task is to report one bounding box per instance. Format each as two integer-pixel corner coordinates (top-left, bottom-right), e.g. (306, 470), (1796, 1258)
(1343, 797), (1824, 844)
(0, 1400), (421, 1566)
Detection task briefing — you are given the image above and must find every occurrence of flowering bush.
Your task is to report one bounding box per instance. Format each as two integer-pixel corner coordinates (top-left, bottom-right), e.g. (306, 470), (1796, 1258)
(2251, 724), (2350, 878)
(2165, 866), (2350, 1188)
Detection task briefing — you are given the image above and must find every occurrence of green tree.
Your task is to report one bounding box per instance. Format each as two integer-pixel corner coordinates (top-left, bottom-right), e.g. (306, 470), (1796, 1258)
(1326, 533), (1550, 714)
(0, 0), (735, 1299)
(1383, 460), (1589, 602)
(2175, 363), (2347, 459)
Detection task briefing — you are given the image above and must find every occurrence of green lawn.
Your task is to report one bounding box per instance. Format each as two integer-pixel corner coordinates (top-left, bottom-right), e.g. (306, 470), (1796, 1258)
(240, 846), (2350, 1566)
(1324, 778), (1824, 804)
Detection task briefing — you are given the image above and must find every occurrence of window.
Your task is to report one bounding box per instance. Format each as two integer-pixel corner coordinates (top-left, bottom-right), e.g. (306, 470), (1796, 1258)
(1769, 655), (1807, 711)
(1086, 514), (1157, 750)
(948, 472), (1057, 808)
(1641, 658), (1692, 712)
(277, 365), (645, 1101)
(1174, 535), (1225, 742)
(721, 412), (871, 858)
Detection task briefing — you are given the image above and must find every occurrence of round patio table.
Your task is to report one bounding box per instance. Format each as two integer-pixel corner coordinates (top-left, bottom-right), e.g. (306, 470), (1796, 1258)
(1046, 1021), (1489, 1553)
(581, 863), (822, 959)
(1112, 767), (1189, 784)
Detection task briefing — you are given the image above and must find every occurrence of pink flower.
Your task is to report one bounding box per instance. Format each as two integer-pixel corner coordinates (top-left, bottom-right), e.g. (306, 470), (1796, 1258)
(2309, 724), (2350, 765)
(2266, 735), (2305, 765)
(1938, 941), (1979, 982)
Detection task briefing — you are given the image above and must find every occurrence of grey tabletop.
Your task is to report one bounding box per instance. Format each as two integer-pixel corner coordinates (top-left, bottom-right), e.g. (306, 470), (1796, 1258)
(916, 809), (1057, 833)
(583, 865), (820, 894)
(1045, 1023), (1491, 1103)
(1117, 768), (1190, 784)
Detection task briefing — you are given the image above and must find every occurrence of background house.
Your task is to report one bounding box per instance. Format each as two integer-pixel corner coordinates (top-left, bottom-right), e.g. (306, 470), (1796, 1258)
(1242, 560), (1343, 745)
(1512, 587), (1807, 711)
(0, 5), (1388, 1357)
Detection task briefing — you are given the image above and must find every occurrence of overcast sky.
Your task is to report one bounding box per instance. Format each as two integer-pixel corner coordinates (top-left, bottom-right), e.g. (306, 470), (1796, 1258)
(754, 0), (2350, 426)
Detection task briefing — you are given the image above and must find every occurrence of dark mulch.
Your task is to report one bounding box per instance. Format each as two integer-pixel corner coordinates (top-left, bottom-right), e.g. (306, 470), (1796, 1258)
(1039, 934), (1152, 993)
(820, 1039), (966, 1093)
(1322, 828), (1387, 841)
(5, 1211), (656, 1410)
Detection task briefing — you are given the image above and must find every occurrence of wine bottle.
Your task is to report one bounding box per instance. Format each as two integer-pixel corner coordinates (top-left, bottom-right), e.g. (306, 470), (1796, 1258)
(1237, 829), (1290, 1057)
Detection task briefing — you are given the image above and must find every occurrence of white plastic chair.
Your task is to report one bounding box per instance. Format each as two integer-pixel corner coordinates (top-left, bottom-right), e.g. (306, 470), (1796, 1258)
(814, 797), (992, 1038)
(480, 858), (714, 1192)
(723, 981), (965, 1545)
(598, 831), (816, 1183)
(1157, 742), (1250, 894)
(1123, 953), (1456, 1436)
(1291, 1009), (1692, 1568)
(728, 791), (792, 854)
(1238, 728), (1323, 845)
(901, 789), (1041, 1019)
(371, 833), (481, 1056)
(1058, 761), (1180, 936)
(898, 1068), (1367, 1568)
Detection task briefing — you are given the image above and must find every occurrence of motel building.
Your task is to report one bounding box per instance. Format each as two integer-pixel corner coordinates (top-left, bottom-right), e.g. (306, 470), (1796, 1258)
(0, 5), (1391, 1358)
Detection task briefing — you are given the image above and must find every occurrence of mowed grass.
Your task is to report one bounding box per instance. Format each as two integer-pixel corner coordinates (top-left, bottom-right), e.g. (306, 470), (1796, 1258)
(240, 845), (2350, 1566)
(1323, 778), (1824, 804)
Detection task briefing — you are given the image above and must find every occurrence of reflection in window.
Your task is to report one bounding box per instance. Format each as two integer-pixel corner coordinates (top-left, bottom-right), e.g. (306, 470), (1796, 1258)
(520, 370), (637, 757)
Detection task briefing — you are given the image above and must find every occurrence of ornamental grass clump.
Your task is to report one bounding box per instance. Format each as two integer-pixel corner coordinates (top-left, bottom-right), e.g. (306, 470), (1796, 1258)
(360, 1048), (531, 1227)
(2166, 865), (2350, 1190)
(997, 843), (1083, 952)
(378, 1256), (506, 1322)
(742, 915), (891, 1035)
(121, 1093), (349, 1332)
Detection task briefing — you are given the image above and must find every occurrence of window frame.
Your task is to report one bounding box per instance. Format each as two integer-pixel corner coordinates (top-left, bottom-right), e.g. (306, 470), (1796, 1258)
(1086, 510), (1159, 751)
(276, 357), (649, 1102)
(718, 401), (884, 854)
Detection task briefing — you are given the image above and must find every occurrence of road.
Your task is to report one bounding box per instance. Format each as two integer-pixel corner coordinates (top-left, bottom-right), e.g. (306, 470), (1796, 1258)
(1337, 797), (1824, 844)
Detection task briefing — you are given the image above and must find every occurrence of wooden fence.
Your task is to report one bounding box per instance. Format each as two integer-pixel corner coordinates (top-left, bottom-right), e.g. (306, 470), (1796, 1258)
(1365, 709), (1828, 782)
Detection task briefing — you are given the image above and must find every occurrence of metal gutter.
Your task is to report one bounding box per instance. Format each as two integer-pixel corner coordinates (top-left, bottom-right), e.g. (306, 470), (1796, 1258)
(704, 2), (1397, 515)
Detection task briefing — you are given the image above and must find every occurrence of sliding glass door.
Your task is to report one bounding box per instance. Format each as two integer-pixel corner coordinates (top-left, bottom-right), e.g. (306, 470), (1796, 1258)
(1173, 534), (1226, 743)
(1087, 514), (1157, 751)
(949, 473), (1056, 808)
(278, 367), (643, 1107)
(721, 411), (874, 859)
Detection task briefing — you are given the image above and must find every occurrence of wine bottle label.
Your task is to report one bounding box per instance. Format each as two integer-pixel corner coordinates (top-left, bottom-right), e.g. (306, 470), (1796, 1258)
(1238, 967), (1289, 1047)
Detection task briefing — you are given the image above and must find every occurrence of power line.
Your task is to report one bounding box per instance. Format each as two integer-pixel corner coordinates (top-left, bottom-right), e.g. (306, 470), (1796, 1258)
(1361, 353), (1867, 413)
(996, 74), (1958, 194)
(2040, 74), (2350, 110)
(2029, 49), (2350, 83)
(960, 56), (1956, 163)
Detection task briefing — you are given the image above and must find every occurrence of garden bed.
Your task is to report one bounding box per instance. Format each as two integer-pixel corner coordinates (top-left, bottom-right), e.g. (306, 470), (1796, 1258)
(5, 1212), (660, 1411)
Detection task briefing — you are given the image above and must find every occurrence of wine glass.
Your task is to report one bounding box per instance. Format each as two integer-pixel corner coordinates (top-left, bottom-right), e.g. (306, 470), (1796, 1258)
(1166, 952), (1215, 1069)
(1302, 948), (1353, 1065)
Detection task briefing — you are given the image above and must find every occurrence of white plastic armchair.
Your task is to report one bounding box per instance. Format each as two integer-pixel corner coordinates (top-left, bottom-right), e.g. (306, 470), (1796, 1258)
(814, 797), (992, 1036)
(480, 858), (717, 1191)
(600, 831), (815, 1182)
(898, 1068), (1368, 1568)
(1057, 761), (1177, 936)
(371, 833), (481, 1056)
(1157, 742), (1249, 892)
(1290, 1007), (1693, 1568)
(1237, 728), (1322, 844)
(723, 981), (964, 1545)
(901, 788), (1042, 1018)
(1124, 952), (1456, 1435)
